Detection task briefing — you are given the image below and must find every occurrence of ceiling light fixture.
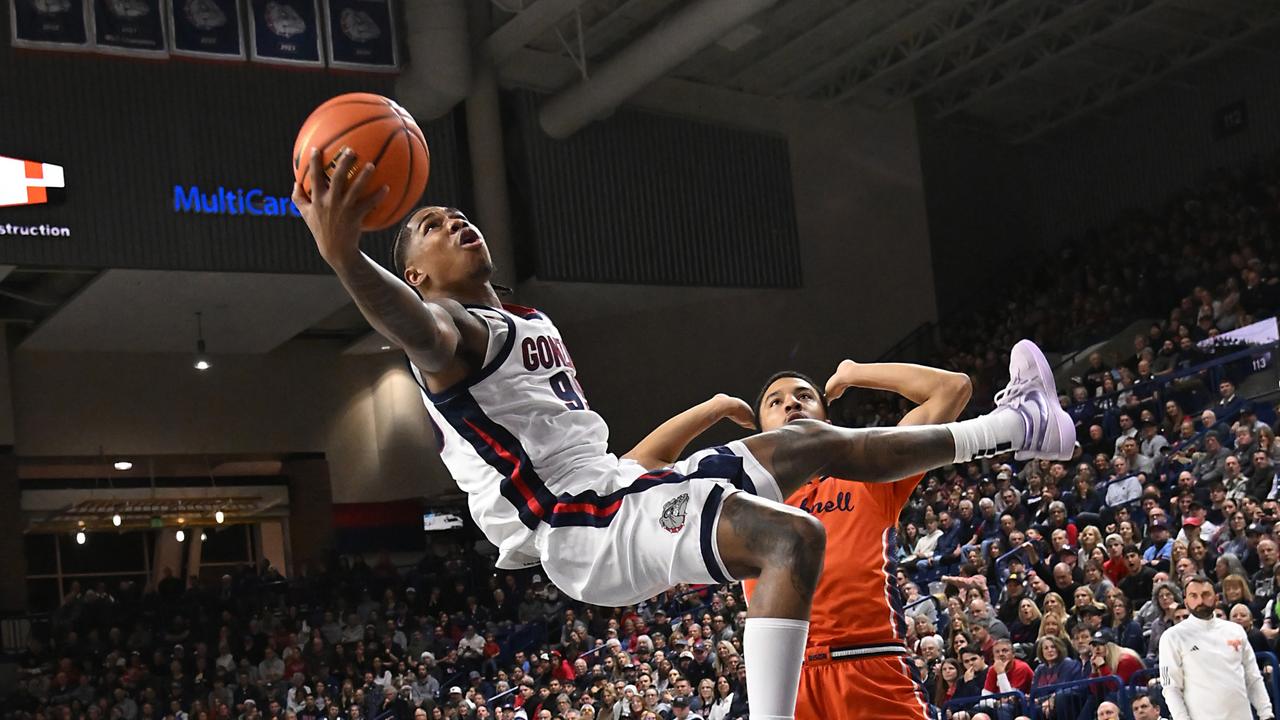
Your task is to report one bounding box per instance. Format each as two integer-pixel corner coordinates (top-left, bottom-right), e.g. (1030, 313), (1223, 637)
(193, 311), (211, 371)
(114, 460), (133, 471)
(75, 530), (86, 545)
(201, 532), (208, 542)
(215, 510), (225, 524)
(175, 529), (186, 543)
(112, 513), (122, 527)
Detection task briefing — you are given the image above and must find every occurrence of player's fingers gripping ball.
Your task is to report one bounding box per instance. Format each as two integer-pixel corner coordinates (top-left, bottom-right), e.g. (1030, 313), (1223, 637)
(293, 93), (430, 230)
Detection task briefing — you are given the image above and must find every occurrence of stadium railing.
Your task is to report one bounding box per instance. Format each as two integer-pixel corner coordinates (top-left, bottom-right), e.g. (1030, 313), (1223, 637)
(943, 689), (1029, 718)
(1067, 338), (1278, 432)
(1117, 669), (1163, 720)
(1029, 675), (1125, 720)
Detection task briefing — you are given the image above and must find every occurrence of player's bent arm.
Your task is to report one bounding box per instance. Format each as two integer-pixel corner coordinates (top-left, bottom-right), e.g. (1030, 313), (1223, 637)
(328, 251), (465, 372)
(624, 394), (754, 470)
(824, 361), (972, 427)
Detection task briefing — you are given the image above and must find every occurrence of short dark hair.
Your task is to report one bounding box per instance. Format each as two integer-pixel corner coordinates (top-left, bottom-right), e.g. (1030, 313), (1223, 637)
(392, 216), (418, 281)
(391, 208), (509, 298)
(752, 371), (827, 429)
(1183, 574), (1214, 591)
(1123, 544), (1141, 556)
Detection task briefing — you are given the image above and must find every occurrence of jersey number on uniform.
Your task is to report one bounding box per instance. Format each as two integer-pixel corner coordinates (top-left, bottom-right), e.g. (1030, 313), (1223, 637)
(549, 371), (587, 410)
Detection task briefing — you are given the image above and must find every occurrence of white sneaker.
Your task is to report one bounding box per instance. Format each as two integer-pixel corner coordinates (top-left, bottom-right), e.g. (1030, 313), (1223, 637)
(993, 339), (1077, 461)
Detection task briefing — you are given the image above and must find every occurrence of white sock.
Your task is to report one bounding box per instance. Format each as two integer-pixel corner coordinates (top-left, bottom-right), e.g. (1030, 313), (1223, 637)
(744, 617), (809, 720)
(944, 409), (1026, 463)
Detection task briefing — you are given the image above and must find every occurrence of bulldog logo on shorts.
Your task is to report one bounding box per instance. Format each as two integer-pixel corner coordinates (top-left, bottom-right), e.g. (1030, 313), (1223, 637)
(660, 493), (690, 534)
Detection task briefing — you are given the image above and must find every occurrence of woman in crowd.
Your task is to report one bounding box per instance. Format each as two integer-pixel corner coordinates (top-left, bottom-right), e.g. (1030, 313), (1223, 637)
(1037, 613), (1070, 645)
(1041, 592), (1069, 625)
(1214, 513), (1250, 559)
(897, 523), (922, 565)
(1009, 597), (1042, 644)
(1082, 560), (1114, 600)
(1145, 581), (1184, 662)
(1221, 573), (1259, 620)
(1087, 632), (1144, 683)
(1070, 587), (1108, 629)
(690, 679), (715, 714)
(933, 658), (963, 709)
(1032, 635), (1084, 720)
(706, 675), (734, 720)
(1117, 520), (1140, 549)
(1077, 526), (1103, 563)
(1107, 594), (1145, 656)
(1215, 553), (1249, 585)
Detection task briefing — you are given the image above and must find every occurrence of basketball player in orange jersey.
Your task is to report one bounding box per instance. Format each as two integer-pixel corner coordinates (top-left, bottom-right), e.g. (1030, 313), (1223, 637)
(627, 360), (978, 719)
(294, 148), (1073, 720)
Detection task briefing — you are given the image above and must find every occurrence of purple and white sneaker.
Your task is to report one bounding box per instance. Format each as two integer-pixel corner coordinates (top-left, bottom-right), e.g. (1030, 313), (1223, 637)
(993, 339), (1077, 461)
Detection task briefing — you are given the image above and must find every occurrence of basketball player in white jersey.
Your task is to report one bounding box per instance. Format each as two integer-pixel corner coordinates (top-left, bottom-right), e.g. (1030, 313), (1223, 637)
(293, 150), (1075, 720)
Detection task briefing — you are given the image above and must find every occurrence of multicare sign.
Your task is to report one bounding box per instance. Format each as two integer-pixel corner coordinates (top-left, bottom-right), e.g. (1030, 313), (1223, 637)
(172, 184), (300, 218)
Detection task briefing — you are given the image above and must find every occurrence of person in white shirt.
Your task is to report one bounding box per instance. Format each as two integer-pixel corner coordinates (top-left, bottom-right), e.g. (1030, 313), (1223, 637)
(912, 515), (944, 561)
(1159, 575), (1274, 720)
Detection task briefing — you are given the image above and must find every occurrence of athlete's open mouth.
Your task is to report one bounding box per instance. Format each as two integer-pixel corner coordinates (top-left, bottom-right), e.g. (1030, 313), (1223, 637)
(785, 411), (807, 423)
(458, 228), (481, 246)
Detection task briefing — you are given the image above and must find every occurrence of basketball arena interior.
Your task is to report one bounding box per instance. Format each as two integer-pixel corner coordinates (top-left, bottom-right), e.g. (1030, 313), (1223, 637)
(4, 1), (1280, 719)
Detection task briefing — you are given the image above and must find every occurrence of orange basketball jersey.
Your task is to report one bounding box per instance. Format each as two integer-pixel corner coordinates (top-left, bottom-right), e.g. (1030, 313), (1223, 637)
(743, 473), (923, 648)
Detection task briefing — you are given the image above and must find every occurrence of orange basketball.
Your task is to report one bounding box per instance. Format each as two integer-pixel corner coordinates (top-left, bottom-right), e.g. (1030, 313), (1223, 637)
(293, 93), (430, 231)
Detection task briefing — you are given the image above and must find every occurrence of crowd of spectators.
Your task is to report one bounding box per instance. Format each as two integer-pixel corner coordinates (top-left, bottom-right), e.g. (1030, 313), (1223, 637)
(7, 551), (754, 720)
(10, 153), (1280, 720)
(879, 152), (1280, 718)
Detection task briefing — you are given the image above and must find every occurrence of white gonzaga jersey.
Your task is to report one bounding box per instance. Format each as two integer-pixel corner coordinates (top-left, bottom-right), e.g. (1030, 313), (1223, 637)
(409, 303), (617, 569)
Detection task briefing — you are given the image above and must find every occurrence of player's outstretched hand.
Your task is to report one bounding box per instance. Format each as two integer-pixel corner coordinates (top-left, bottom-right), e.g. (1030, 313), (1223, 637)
(824, 359), (862, 401)
(292, 146), (390, 267)
(713, 394), (757, 429)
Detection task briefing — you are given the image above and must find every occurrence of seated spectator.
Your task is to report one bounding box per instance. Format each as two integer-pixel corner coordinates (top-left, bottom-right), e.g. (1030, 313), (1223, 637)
(1191, 432), (1230, 483)
(1216, 380), (1246, 420)
(1101, 535), (1130, 584)
(1105, 595), (1145, 657)
(934, 658), (963, 708)
(956, 647), (989, 699)
(1101, 461), (1142, 512)
(1008, 597), (1042, 644)
(983, 639), (1033, 696)
(1142, 519), (1174, 575)
(1119, 545), (1156, 600)
(1086, 629), (1144, 682)
(1031, 635), (1084, 720)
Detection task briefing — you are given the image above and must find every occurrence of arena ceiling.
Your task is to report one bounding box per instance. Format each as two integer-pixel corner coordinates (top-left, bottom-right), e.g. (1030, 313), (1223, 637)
(5, 0), (1279, 358)
(492, 0), (1280, 142)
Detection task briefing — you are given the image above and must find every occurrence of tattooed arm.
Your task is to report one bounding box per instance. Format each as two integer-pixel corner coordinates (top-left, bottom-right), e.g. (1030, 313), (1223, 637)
(293, 148), (471, 373)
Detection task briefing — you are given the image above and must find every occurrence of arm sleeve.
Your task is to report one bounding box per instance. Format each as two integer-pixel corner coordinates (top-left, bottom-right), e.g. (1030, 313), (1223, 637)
(1242, 637), (1274, 719)
(1159, 631), (1191, 720)
(995, 672), (1014, 694)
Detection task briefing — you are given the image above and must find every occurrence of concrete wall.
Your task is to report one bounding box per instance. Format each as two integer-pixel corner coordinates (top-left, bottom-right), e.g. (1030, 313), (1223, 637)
(519, 99), (937, 448)
(10, 343), (448, 502)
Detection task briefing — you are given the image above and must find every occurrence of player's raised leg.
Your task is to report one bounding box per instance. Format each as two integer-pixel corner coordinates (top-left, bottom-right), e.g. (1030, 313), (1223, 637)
(743, 339), (1073, 498)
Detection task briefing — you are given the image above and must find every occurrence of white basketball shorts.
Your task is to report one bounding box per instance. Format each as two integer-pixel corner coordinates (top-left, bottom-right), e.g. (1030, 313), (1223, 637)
(534, 440), (783, 607)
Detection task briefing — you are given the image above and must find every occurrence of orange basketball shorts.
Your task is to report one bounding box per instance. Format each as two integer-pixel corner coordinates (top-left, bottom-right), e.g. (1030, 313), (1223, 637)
(795, 646), (934, 720)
